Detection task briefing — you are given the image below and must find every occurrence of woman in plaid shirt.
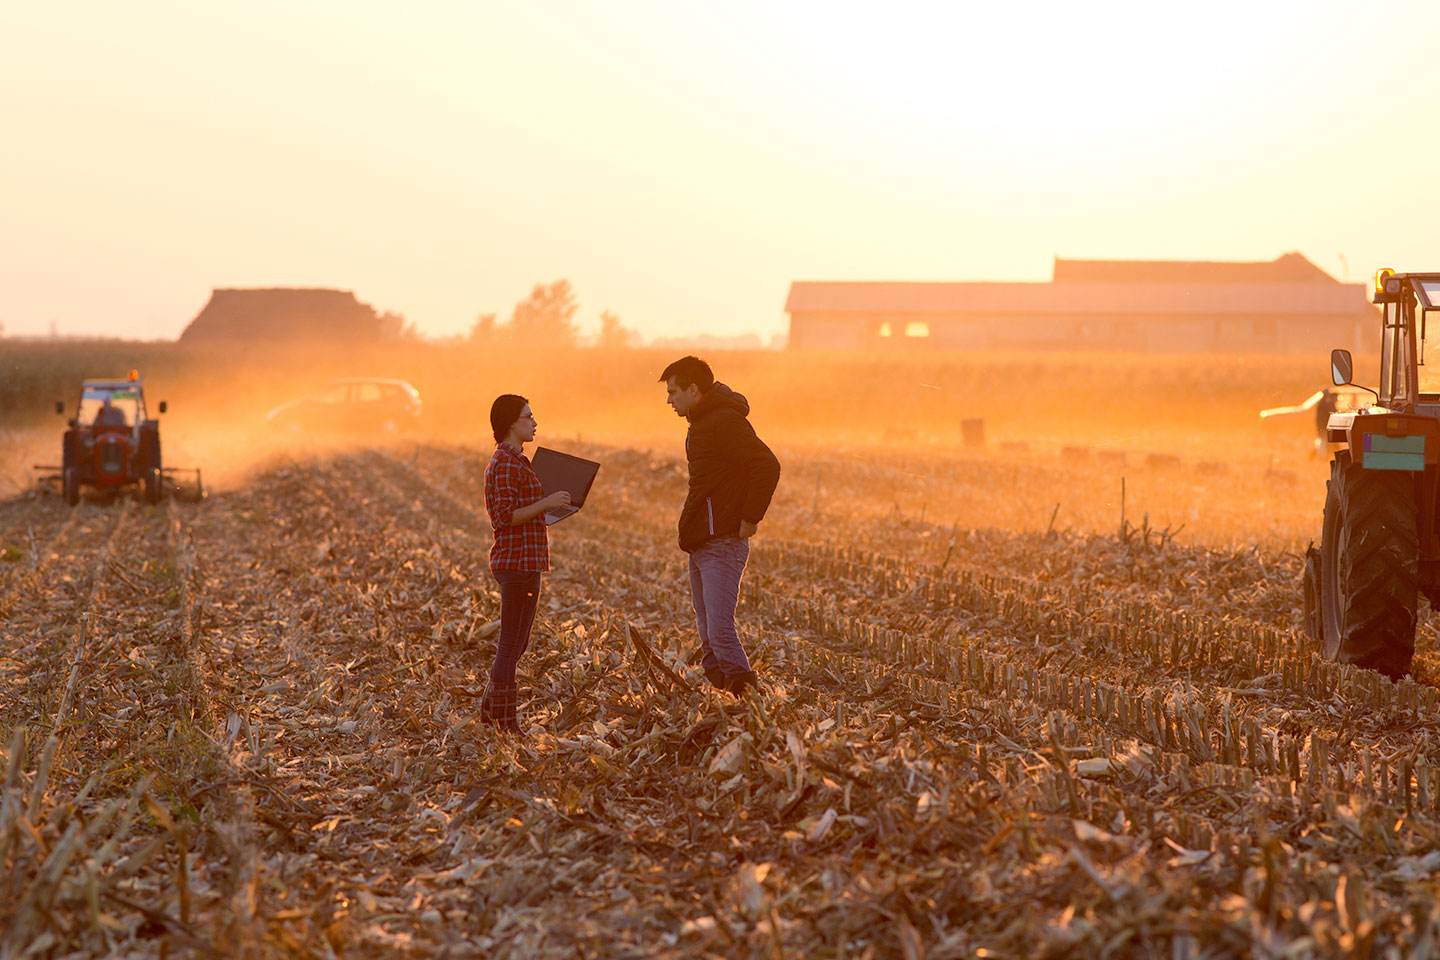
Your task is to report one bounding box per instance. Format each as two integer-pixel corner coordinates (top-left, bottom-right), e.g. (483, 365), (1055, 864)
(481, 394), (571, 735)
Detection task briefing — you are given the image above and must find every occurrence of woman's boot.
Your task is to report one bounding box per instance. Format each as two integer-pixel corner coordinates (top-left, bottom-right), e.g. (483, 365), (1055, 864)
(479, 681), (497, 723)
(491, 681), (523, 736)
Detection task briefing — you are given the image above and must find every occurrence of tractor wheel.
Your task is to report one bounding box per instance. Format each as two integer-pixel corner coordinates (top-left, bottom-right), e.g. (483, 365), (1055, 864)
(144, 468), (162, 504)
(141, 426), (162, 504)
(63, 467), (80, 506)
(1318, 451), (1419, 679)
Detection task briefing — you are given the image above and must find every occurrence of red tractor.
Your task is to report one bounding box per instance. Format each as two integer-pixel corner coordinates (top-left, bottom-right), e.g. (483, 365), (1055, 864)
(39, 371), (202, 505)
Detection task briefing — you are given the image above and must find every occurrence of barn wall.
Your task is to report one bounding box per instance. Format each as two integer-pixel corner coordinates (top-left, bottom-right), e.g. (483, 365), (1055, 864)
(788, 310), (1379, 354)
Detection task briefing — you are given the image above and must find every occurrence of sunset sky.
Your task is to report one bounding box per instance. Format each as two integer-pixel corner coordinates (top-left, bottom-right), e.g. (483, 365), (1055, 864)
(3, 1), (1438, 343)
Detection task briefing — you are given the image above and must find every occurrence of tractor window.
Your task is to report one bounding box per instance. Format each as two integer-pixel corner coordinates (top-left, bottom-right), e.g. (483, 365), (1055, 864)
(1397, 309), (1416, 404)
(1418, 281), (1440, 310)
(77, 387), (139, 427)
(1420, 308), (1440, 396)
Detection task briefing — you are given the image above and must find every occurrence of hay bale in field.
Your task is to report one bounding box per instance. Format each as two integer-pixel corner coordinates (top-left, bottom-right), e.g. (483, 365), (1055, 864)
(1060, 445), (1091, 463)
(1145, 452), (1182, 469)
(179, 288), (385, 342)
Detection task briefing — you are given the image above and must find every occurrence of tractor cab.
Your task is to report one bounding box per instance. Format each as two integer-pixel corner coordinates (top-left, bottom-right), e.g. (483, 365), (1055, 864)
(1305, 270), (1440, 679)
(75, 381), (146, 434)
(1330, 270), (1440, 412)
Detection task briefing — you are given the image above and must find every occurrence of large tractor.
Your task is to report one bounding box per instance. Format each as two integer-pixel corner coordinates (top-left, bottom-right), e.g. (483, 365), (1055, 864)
(1303, 269), (1440, 679)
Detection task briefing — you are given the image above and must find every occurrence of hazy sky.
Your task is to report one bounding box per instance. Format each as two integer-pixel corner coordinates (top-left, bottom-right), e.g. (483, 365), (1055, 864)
(3, 1), (1438, 342)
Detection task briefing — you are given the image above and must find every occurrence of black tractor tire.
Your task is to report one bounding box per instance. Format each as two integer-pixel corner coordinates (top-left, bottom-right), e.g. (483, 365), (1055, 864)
(1318, 451), (1419, 679)
(140, 424), (163, 504)
(63, 467), (80, 507)
(61, 428), (77, 472)
(143, 468), (162, 504)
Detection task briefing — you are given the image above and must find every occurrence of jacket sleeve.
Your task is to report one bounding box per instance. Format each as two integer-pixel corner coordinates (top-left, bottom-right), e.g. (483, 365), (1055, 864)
(717, 415), (781, 523)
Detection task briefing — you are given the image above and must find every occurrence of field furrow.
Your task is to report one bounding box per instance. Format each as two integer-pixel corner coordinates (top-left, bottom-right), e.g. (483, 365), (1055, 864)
(7, 438), (1440, 957)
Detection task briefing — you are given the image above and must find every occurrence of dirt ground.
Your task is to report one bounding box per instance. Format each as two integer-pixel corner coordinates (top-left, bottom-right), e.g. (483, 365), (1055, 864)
(5, 426), (1440, 957)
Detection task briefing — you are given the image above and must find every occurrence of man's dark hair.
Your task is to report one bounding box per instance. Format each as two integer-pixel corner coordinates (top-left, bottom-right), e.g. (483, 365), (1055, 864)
(490, 393), (529, 443)
(658, 356), (714, 392)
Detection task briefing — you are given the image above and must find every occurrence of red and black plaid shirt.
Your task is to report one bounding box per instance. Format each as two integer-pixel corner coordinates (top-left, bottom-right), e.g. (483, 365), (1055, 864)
(485, 442), (550, 572)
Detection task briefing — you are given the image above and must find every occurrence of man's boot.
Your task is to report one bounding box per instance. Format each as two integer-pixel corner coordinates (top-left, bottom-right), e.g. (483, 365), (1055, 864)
(704, 667), (728, 690)
(725, 670), (758, 698)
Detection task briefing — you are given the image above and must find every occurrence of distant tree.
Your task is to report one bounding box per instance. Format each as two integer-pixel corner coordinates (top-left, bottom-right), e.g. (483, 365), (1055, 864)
(378, 310), (424, 343)
(509, 280), (578, 347)
(596, 310), (637, 349)
(467, 312), (499, 346)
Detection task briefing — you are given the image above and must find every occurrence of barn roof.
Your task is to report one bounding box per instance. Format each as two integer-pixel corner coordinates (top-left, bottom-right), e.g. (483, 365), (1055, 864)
(179, 288), (382, 342)
(1051, 252), (1337, 284)
(784, 280), (1371, 317)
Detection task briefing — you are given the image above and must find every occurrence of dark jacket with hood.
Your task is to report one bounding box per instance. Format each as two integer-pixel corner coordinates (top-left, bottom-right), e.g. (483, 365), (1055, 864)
(678, 383), (781, 553)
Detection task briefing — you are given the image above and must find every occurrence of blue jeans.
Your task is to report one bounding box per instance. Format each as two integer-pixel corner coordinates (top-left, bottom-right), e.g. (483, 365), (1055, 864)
(688, 536), (751, 676)
(490, 568), (541, 685)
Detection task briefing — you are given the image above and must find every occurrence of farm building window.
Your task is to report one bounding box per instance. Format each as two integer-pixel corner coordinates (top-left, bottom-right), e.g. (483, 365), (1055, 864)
(877, 322), (893, 338)
(904, 322), (930, 338)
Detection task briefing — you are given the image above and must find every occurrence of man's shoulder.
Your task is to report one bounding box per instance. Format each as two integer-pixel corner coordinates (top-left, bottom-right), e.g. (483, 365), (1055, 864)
(695, 405), (752, 431)
(690, 409), (743, 447)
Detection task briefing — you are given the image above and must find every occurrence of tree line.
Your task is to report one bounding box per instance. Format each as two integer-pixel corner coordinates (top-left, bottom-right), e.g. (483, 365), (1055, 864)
(466, 280), (636, 349)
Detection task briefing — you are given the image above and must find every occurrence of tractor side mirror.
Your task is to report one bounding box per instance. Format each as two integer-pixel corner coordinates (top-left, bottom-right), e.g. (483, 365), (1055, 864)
(159, 401), (168, 414)
(55, 400), (64, 415)
(1331, 349), (1353, 386)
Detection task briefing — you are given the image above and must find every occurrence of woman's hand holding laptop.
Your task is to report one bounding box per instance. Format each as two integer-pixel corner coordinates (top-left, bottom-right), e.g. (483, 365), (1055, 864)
(539, 491), (571, 511)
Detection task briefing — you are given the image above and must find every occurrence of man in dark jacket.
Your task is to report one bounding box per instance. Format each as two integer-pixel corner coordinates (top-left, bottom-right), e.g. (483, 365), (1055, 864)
(661, 356), (781, 696)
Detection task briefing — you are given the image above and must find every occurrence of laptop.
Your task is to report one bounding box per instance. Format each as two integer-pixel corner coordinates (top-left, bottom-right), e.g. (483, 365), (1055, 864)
(530, 447), (601, 525)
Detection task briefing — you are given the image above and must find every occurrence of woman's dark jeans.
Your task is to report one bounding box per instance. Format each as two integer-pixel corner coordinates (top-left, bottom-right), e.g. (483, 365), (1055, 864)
(490, 568), (542, 685)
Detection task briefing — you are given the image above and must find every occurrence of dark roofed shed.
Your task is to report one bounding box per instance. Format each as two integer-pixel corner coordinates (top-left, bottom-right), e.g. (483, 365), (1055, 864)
(179, 288), (383, 342)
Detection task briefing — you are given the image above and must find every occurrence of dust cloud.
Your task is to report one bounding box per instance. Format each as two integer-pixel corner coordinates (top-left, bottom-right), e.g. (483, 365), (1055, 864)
(1, 340), (1345, 548)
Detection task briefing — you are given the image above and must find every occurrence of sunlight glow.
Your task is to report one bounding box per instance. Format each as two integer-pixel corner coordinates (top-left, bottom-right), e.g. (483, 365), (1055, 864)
(1, 1), (1437, 341)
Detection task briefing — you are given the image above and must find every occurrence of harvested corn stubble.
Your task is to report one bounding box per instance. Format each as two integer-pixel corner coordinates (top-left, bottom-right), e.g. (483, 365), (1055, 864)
(2, 438), (1440, 958)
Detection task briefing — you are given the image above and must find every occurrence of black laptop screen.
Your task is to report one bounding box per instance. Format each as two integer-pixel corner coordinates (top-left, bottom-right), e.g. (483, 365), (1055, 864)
(530, 447), (600, 506)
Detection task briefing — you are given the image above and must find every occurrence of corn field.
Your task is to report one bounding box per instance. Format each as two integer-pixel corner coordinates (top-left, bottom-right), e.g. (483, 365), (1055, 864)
(4, 428), (1440, 959)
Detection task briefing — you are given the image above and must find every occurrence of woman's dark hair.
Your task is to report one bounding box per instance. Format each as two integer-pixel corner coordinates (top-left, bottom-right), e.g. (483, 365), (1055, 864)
(658, 355), (714, 392)
(490, 394), (529, 443)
